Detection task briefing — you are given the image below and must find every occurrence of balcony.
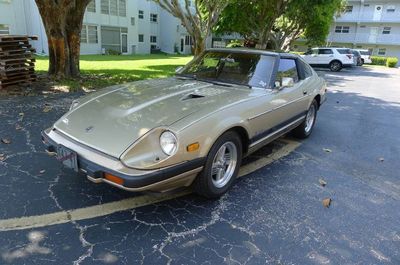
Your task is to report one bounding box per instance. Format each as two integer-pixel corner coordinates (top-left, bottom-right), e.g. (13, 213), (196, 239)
(328, 33), (400, 45)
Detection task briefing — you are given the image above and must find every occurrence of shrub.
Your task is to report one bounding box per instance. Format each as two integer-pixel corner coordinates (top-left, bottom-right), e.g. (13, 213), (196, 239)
(226, 40), (243, 48)
(386, 57), (398, 68)
(371, 56), (387, 66)
(290, 51), (305, 55)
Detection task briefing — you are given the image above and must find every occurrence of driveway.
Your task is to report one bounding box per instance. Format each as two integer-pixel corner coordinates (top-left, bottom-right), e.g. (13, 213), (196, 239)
(0, 66), (399, 264)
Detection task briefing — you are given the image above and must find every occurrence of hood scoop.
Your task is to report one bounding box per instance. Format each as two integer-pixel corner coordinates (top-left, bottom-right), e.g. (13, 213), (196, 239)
(180, 93), (205, 101)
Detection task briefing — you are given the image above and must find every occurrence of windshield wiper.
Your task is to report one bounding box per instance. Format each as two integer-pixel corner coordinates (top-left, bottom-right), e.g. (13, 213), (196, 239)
(196, 79), (233, 87)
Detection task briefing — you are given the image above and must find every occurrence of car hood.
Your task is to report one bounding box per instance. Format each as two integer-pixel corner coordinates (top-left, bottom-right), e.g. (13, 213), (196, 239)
(54, 78), (252, 158)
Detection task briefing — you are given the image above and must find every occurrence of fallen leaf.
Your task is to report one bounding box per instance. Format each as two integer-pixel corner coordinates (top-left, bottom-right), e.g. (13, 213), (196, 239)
(15, 124), (23, 130)
(323, 148), (332, 153)
(379, 157), (384, 162)
(319, 178), (327, 187)
(39, 170), (46, 174)
(43, 106), (52, 113)
(322, 198), (332, 208)
(19, 112), (24, 117)
(0, 154), (6, 161)
(45, 150), (56, 156)
(1, 138), (11, 144)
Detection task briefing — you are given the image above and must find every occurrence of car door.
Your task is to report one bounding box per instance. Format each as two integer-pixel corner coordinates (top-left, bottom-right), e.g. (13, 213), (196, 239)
(247, 57), (308, 146)
(318, 48), (334, 65)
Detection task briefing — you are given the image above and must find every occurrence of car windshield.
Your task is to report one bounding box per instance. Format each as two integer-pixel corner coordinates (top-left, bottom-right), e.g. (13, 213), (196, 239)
(178, 51), (275, 89)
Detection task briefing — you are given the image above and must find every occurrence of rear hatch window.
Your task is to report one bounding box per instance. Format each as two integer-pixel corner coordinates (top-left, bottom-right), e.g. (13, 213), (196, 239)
(360, 51), (371, 55)
(337, 49), (352, 54)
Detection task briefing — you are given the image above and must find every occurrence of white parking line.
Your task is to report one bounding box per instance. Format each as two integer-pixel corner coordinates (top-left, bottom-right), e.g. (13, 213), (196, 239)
(0, 139), (300, 232)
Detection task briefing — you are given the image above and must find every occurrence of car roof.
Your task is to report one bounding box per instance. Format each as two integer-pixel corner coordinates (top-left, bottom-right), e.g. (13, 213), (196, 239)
(206, 48), (298, 58)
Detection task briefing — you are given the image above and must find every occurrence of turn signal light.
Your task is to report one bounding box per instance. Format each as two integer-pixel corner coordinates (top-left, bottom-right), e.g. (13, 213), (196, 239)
(104, 173), (124, 185)
(187, 142), (200, 152)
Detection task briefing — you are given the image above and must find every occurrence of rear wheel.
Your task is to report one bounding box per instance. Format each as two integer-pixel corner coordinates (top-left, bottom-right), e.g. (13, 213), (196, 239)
(329, 61), (342, 72)
(194, 131), (242, 198)
(292, 99), (318, 139)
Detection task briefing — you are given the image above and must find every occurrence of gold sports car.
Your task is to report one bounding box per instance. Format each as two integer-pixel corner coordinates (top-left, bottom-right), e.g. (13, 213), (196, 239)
(42, 48), (327, 198)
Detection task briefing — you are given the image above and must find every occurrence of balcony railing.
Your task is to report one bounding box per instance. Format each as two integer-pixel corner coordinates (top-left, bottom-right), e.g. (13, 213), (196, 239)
(327, 33), (400, 45)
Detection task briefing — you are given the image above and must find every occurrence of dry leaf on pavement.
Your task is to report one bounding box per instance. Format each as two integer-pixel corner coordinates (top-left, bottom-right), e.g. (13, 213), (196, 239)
(323, 148), (332, 153)
(322, 198), (332, 208)
(379, 157), (384, 162)
(43, 106), (52, 113)
(0, 154), (6, 161)
(39, 170), (46, 174)
(319, 179), (327, 187)
(1, 138), (11, 144)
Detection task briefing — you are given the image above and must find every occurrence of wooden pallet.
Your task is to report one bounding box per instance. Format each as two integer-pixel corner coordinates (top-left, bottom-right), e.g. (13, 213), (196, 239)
(0, 35), (38, 90)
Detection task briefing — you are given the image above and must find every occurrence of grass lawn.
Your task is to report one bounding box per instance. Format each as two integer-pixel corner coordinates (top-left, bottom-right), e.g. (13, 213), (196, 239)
(35, 54), (193, 92)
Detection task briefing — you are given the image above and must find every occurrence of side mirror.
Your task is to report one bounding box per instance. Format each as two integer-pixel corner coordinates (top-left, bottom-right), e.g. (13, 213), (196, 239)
(175, 66), (183, 73)
(277, 77), (294, 90)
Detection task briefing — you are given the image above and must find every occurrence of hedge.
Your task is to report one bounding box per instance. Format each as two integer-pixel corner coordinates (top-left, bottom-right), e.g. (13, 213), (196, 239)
(386, 57), (399, 68)
(370, 56), (398, 68)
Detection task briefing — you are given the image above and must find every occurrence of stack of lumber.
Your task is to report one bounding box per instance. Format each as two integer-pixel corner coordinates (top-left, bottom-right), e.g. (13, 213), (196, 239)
(0, 35), (37, 89)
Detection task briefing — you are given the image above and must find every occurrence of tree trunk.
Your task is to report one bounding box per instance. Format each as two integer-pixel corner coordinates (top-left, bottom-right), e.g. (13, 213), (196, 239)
(35, 0), (89, 78)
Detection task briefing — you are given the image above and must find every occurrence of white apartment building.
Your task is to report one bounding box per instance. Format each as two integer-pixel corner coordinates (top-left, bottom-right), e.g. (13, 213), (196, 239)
(0, 0), (194, 55)
(327, 0), (400, 61)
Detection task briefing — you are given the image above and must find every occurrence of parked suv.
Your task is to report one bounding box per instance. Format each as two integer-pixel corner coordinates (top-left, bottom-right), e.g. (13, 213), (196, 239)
(355, 49), (372, 64)
(351, 49), (363, 66)
(302, 47), (354, 72)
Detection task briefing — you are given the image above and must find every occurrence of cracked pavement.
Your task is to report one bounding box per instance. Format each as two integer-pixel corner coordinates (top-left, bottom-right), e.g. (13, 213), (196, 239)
(0, 66), (399, 264)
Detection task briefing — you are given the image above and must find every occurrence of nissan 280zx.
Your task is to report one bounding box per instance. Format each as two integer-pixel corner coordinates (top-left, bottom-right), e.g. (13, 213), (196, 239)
(42, 48), (327, 198)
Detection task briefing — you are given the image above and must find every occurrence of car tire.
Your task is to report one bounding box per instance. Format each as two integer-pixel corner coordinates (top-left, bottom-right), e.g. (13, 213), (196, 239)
(292, 99), (318, 139)
(329, 61), (342, 72)
(194, 131), (242, 198)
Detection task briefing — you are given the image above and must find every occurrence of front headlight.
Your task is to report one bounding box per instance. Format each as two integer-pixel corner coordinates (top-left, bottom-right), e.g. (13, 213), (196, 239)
(160, 131), (178, 156)
(69, 100), (79, 111)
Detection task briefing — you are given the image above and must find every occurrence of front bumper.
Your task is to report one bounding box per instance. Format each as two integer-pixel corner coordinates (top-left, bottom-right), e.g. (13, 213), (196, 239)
(41, 128), (205, 192)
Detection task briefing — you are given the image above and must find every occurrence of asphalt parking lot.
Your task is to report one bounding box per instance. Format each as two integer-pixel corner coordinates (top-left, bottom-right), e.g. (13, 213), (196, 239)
(0, 66), (399, 264)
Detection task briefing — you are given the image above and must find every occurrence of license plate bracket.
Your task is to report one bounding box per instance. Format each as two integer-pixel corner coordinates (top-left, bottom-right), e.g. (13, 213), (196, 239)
(57, 145), (78, 172)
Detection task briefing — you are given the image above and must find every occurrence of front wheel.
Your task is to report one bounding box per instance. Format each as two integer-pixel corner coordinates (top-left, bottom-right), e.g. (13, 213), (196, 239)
(194, 131), (242, 198)
(292, 99), (318, 139)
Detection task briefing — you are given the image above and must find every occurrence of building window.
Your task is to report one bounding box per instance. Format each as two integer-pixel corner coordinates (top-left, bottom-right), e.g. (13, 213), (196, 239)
(101, 0), (126, 16)
(345, 5), (353, 13)
(335, 26), (350, 33)
(378, 48), (386, 55)
(0, 24), (9, 35)
(101, 0), (109, 14)
(118, 0), (126, 17)
(110, 0), (117, 15)
(386, 6), (395, 12)
(138, 34), (144, 42)
(131, 17), (135, 26)
(185, 35), (192, 45)
(88, 26), (98, 43)
(81, 25), (98, 43)
(87, 0), (96, 12)
(382, 27), (391, 34)
(150, 13), (158, 23)
(139, 10), (144, 19)
(150, 36), (157, 43)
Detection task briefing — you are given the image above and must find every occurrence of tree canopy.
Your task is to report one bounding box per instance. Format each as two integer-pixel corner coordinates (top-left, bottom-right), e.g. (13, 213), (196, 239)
(215, 0), (345, 50)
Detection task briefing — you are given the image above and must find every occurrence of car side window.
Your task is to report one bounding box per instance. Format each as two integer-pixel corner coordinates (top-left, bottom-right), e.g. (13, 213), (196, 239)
(318, 49), (333, 55)
(296, 59), (313, 80)
(276, 59), (299, 84)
